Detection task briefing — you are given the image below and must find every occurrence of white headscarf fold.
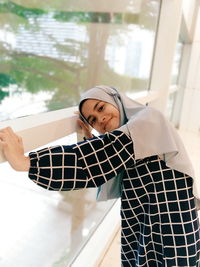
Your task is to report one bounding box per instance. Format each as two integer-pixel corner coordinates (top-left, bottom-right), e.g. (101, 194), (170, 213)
(79, 85), (200, 207)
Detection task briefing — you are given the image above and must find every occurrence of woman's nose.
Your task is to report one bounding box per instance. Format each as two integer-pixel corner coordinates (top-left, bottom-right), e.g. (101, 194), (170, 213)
(99, 115), (106, 123)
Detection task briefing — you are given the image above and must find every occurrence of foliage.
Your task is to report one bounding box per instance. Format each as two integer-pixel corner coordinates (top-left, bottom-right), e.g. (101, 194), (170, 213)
(0, 1), (46, 19)
(0, 73), (16, 87)
(0, 0), (159, 119)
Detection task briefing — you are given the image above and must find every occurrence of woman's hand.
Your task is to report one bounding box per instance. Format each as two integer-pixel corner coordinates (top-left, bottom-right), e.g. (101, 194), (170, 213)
(75, 112), (93, 139)
(0, 127), (30, 171)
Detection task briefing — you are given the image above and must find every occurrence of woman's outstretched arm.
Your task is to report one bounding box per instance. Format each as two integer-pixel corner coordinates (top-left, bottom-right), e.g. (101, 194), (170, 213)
(0, 127), (135, 191)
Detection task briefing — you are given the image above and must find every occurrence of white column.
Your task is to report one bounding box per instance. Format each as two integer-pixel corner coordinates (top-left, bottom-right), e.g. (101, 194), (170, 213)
(170, 44), (192, 128)
(149, 0), (183, 113)
(180, 6), (200, 133)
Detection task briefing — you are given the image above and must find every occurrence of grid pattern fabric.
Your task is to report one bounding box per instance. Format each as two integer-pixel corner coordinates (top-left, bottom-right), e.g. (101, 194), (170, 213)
(29, 131), (200, 267)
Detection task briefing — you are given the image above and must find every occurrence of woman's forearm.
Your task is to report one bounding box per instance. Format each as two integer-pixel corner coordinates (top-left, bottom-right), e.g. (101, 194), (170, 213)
(13, 155), (30, 172)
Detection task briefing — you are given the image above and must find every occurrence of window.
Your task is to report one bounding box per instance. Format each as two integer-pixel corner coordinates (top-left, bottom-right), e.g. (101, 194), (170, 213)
(167, 40), (184, 122)
(0, 0), (160, 121)
(171, 41), (184, 85)
(0, 1), (161, 265)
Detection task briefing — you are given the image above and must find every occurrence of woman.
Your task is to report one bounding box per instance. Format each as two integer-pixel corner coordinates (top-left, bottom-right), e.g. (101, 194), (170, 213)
(0, 85), (200, 266)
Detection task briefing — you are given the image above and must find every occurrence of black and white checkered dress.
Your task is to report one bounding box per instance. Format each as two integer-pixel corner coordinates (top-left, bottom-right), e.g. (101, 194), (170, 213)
(28, 131), (200, 267)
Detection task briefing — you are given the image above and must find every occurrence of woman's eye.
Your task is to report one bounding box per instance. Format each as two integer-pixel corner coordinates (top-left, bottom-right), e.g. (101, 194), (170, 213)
(90, 118), (96, 125)
(98, 105), (104, 112)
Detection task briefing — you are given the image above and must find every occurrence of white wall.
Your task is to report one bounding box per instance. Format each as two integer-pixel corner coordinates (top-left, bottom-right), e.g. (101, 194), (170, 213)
(180, 6), (200, 133)
(182, 0), (196, 31)
(149, 0), (183, 113)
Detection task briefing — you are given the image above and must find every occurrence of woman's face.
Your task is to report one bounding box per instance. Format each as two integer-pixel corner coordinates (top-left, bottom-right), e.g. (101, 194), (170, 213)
(81, 99), (120, 134)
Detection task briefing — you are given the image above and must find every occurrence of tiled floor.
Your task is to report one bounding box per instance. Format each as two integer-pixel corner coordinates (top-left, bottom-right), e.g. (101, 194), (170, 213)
(98, 129), (200, 267)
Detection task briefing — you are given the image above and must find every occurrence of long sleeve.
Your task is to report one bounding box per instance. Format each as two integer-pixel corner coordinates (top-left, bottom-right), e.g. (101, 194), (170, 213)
(28, 130), (135, 191)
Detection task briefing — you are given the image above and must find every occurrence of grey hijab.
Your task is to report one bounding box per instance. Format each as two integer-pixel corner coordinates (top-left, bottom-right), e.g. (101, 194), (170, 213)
(79, 85), (199, 206)
(79, 85), (132, 200)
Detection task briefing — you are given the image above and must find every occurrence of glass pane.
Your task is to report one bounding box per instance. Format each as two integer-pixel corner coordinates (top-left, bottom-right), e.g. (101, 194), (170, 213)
(171, 41), (184, 85)
(0, 133), (116, 266)
(0, 0), (160, 121)
(166, 91), (177, 121)
(168, 40), (184, 123)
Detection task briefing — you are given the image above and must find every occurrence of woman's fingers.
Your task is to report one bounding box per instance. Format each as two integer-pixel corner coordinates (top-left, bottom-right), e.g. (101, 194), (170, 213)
(0, 130), (10, 143)
(0, 126), (12, 132)
(0, 127), (29, 171)
(0, 127), (19, 143)
(77, 119), (90, 130)
(0, 132), (5, 141)
(74, 113), (93, 139)
(0, 127), (22, 148)
(77, 118), (84, 128)
(0, 126), (14, 137)
(0, 133), (7, 147)
(76, 119), (93, 139)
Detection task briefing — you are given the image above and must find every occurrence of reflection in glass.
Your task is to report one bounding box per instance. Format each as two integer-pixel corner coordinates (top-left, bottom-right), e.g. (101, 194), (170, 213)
(171, 41), (184, 85)
(0, 0), (160, 121)
(167, 40), (184, 121)
(0, 133), (116, 266)
(166, 91), (177, 122)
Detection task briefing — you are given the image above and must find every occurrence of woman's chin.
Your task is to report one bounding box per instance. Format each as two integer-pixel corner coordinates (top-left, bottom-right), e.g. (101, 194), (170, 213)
(99, 119), (119, 133)
(106, 122), (119, 132)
